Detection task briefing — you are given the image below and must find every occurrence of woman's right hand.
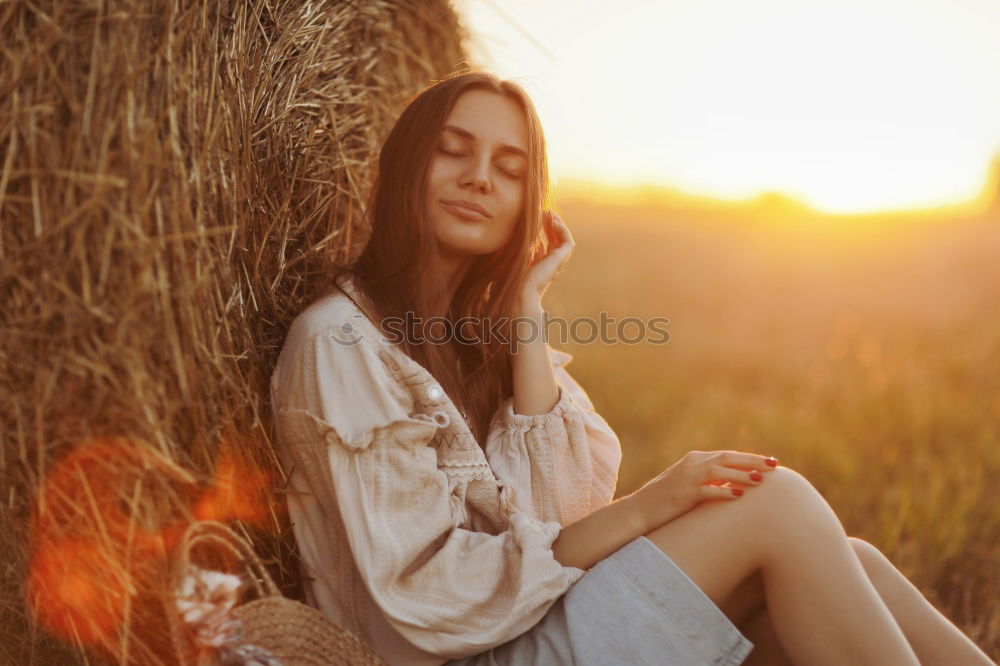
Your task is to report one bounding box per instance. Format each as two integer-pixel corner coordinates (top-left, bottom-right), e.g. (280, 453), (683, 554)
(629, 450), (780, 533)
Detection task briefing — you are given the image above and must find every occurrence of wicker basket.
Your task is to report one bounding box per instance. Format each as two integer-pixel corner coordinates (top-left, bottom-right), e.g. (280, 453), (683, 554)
(166, 521), (388, 666)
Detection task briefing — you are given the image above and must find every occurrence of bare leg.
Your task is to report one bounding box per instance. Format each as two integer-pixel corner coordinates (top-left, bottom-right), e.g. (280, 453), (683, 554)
(849, 538), (995, 665)
(643, 467), (919, 665)
(721, 537), (995, 665)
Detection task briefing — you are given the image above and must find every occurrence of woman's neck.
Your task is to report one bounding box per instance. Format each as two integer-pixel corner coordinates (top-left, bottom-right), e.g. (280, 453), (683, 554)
(432, 251), (473, 313)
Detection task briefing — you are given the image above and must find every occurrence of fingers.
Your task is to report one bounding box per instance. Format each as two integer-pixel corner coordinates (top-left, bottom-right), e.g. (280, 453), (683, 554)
(543, 211), (560, 247)
(551, 211), (573, 241)
(705, 450), (779, 472)
(544, 211), (575, 250)
(531, 218), (574, 278)
(549, 211), (575, 248)
(705, 464), (765, 488)
(678, 450), (780, 505)
(700, 484), (746, 500)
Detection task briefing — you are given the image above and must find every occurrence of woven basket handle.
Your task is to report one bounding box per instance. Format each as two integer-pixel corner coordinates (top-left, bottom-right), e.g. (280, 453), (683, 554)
(172, 521), (280, 599)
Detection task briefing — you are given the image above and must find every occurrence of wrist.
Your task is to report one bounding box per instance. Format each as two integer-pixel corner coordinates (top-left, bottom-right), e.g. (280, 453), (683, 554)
(620, 490), (654, 537)
(515, 296), (544, 320)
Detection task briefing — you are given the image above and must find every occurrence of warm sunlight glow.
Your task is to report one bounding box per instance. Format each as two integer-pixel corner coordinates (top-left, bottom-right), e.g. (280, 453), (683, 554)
(456, 0), (1000, 214)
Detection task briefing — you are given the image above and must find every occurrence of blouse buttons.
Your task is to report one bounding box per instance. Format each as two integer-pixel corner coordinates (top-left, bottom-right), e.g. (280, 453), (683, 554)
(427, 384), (444, 402)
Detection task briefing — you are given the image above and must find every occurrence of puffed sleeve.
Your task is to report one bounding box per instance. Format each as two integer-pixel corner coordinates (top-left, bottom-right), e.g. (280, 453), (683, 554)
(273, 329), (586, 659)
(483, 346), (623, 527)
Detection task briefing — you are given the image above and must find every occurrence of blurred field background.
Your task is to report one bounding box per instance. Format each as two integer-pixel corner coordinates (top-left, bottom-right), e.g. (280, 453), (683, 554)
(545, 179), (1000, 658)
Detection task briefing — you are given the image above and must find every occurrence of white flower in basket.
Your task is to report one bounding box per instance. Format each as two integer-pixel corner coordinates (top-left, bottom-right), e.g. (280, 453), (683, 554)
(175, 563), (282, 665)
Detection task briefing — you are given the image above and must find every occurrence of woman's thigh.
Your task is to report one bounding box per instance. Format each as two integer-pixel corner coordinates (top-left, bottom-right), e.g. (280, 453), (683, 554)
(731, 538), (888, 665)
(643, 466), (823, 613)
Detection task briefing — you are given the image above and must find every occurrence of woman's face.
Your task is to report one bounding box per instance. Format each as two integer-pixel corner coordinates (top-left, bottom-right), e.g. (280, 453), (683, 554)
(424, 89), (528, 260)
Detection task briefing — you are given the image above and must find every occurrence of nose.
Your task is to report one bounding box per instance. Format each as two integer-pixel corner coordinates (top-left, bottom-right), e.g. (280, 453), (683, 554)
(460, 155), (491, 193)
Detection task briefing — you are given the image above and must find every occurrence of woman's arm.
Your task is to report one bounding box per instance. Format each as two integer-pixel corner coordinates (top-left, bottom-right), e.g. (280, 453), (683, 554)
(550, 490), (649, 571)
(493, 209), (621, 526)
(553, 450), (782, 571)
(510, 297), (560, 415)
(511, 209), (574, 416)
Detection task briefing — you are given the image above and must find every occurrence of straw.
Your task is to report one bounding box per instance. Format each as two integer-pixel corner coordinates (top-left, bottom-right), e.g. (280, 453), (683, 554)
(0, 0), (472, 662)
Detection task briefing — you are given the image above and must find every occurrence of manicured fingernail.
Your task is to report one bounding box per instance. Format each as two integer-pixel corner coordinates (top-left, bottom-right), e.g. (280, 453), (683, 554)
(750, 471), (763, 481)
(732, 488), (743, 496)
(765, 457), (778, 467)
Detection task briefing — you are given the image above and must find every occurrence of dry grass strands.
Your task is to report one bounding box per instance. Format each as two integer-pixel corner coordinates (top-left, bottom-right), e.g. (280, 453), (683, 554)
(0, 0), (471, 663)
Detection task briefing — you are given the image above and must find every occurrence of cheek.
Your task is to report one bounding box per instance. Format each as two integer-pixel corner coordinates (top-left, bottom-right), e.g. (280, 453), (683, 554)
(499, 182), (525, 229)
(425, 160), (449, 195)
(424, 163), (453, 225)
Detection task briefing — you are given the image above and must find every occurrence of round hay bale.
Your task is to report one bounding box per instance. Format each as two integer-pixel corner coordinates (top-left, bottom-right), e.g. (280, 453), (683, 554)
(0, 0), (473, 663)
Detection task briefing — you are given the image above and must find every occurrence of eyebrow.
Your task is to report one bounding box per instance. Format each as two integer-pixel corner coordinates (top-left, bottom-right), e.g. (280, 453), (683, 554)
(442, 125), (527, 159)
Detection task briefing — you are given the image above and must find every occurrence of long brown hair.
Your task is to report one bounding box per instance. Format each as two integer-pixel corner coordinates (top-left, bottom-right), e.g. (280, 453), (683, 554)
(336, 70), (552, 445)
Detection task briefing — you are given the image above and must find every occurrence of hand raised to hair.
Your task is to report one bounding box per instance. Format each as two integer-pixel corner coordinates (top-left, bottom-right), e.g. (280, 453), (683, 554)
(520, 210), (574, 307)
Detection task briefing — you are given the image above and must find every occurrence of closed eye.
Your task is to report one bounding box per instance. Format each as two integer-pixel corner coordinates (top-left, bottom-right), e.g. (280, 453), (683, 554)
(439, 148), (522, 178)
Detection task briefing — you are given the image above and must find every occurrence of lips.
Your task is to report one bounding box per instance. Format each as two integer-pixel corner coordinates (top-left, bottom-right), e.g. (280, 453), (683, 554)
(441, 199), (492, 220)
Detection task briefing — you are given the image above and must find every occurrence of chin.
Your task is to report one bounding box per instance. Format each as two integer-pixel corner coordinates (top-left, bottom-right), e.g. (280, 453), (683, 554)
(438, 228), (506, 256)
(441, 241), (498, 257)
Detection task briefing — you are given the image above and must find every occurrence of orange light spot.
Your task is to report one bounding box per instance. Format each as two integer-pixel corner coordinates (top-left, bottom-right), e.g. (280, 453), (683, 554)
(26, 538), (127, 646)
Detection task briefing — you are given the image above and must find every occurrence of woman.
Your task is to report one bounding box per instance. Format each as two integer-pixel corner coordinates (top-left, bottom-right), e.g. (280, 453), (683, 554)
(269, 71), (994, 665)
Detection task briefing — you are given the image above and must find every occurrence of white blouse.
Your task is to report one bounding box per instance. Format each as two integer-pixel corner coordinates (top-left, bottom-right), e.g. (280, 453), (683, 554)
(269, 273), (623, 665)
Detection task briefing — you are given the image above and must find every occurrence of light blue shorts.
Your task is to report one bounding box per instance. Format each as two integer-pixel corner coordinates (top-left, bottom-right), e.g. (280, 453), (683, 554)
(446, 536), (754, 665)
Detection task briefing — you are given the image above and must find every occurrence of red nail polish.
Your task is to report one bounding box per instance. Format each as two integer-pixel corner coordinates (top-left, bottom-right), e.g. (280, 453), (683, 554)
(750, 471), (762, 481)
(765, 457), (778, 467)
(732, 488), (743, 496)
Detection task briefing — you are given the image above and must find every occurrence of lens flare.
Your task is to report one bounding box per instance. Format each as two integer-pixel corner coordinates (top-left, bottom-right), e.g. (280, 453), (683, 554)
(25, 432), (273, 652)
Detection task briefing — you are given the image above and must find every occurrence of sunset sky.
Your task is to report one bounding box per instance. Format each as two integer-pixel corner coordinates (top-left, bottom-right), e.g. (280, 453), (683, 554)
(454, 0), (1000, 214)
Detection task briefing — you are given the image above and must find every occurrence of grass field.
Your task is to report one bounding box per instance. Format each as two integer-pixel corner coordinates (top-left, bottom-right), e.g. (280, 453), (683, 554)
(545, 187), (1000, 659)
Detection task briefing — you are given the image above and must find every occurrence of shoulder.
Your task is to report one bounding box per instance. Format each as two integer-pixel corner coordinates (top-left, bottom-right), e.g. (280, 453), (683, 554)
(272, 290), (427, 449)
(272, 287), (400, 406)
(289, 290), (364, 345)
(281, 270), (390, 359)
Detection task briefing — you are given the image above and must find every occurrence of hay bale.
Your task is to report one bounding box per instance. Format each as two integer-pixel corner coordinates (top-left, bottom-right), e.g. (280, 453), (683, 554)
(0, 1), (471, 663)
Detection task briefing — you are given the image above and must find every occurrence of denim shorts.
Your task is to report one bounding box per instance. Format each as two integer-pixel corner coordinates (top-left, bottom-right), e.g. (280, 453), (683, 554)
(445, 535), (754, 665)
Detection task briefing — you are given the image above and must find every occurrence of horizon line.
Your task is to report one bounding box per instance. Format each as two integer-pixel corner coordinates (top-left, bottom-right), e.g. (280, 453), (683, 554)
(551, 153), (1000, 219)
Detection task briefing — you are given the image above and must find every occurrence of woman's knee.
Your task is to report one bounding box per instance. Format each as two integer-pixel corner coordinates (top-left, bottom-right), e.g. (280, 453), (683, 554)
(848, 536), (881, 561)
(756, 465), (814, 493)
(744, 466), (819, 509)
(742, 466), (837, 533)
(847, 536), (891, 578)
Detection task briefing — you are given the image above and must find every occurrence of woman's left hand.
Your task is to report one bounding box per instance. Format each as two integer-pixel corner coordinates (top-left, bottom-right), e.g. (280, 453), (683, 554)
(521, 210), (575, 307)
